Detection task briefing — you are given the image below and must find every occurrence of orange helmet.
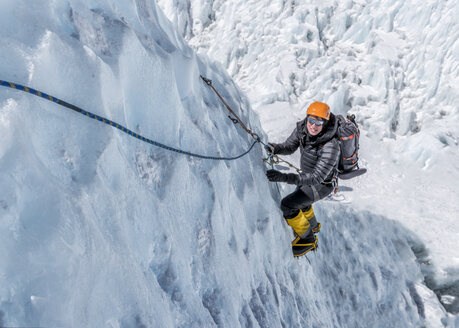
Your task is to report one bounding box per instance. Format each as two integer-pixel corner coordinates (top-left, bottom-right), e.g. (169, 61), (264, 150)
(306, 102), (330, 120)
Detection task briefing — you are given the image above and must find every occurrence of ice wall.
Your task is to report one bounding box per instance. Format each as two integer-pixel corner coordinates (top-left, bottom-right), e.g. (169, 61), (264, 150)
(0, 0), (455, 327)
(158, 0), (459, 320)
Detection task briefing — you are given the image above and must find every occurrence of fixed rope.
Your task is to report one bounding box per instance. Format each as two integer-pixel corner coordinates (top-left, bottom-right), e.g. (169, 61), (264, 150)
(200, 75), (301, 173)
(0, 79), (258, 161)
(263, 153), (301, 173)
(200, 75), (261, 142)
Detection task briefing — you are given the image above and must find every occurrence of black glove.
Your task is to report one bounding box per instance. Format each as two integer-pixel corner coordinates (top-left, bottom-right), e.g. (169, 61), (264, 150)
(266, 169), (286, 182)
(284, 173), (300, 185)
(266, 169), (300, 185)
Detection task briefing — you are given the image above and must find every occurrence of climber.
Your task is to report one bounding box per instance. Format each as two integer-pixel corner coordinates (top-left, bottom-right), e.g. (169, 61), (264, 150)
(265, 102), (340, 257)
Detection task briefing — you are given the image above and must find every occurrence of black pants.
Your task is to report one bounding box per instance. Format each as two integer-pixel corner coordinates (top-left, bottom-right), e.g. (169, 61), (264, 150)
(280, 184), (334, 219)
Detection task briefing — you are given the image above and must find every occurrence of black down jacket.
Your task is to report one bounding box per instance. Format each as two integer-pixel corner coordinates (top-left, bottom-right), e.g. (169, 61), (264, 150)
(272, 113), (340, 186)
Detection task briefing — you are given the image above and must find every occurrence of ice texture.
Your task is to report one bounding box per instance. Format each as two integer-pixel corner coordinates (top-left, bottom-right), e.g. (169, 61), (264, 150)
(0, 0), (457, 327)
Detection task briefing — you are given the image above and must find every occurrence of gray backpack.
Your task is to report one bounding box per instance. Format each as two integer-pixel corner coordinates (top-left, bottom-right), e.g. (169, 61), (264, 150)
(336, 114), (366, 180)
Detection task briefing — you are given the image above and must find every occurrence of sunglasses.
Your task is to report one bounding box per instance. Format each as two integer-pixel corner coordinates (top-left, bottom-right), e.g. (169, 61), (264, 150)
(307, 116), (325, 126)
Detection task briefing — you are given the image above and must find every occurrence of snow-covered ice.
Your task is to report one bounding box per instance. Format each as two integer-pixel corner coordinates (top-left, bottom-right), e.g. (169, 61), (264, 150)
(160, 0), (459, 323)
(0, 0), (457, 327)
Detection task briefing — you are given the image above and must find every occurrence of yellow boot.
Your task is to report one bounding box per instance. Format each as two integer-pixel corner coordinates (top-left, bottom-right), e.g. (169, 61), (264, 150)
(303, 206), (321, 233)
(287, 208), (319, 257)
(285, 211), (310, 238)
(292, 235), (318, 257)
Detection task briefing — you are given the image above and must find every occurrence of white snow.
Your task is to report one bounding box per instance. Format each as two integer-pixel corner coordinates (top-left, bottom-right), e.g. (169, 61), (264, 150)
(0, 0), (457, 327)
(159, 0), (459, 324)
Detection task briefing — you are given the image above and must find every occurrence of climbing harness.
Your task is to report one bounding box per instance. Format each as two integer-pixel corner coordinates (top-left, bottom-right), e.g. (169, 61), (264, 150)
(0, 79), (258, 161)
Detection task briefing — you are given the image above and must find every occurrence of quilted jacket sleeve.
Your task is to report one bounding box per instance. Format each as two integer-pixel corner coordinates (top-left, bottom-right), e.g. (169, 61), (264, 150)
(272, 128), (300, 155)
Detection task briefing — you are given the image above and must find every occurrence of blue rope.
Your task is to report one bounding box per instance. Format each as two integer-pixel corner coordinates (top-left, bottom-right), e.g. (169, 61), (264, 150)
(0, 80), (259, 160)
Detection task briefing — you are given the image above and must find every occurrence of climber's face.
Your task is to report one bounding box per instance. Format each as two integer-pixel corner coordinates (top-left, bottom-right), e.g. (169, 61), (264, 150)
(307, 115), (324, 136)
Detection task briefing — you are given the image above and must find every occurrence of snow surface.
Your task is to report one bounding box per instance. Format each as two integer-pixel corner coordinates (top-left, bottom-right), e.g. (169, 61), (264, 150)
(0, 0), (457, 327)
(159, 0), (459, 323)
